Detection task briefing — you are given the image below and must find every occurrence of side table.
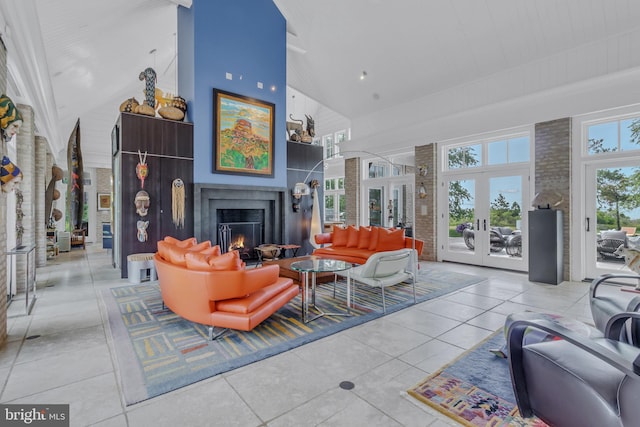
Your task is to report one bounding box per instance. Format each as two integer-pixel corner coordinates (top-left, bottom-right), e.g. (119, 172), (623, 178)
(6, 244), (37, 315)
(291, 257), (352, 323)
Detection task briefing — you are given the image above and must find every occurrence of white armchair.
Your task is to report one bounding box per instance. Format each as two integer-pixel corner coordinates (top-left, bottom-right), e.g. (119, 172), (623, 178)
(337, 248), (416, 313)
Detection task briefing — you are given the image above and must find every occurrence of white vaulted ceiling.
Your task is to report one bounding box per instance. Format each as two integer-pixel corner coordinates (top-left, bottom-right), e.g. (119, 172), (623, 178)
(3, 0), (640, 168)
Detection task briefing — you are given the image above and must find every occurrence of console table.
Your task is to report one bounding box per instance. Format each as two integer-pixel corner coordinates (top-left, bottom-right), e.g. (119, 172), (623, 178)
(6, 244), (37, 315)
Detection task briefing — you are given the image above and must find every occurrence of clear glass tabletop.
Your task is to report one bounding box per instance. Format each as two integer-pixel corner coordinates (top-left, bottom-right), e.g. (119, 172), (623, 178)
(290, 257), (352, 273)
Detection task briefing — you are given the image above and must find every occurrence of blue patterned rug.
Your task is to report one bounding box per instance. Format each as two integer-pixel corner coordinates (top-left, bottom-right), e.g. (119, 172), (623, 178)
(408, 331), (548, 426)
(102, 269), (486, 405)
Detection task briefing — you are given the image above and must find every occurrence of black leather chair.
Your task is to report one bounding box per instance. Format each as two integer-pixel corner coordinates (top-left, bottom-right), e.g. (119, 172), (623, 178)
(590, 273), (640, 345)
(507, 312), (640, 427)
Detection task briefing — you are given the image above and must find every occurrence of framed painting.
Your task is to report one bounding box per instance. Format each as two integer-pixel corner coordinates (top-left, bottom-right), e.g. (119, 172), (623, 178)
(213, 89), (275, 177)
(98, 193), (111, 211)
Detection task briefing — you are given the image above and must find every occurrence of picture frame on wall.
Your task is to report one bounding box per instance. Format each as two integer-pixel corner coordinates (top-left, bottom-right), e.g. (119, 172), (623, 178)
(212, 89), (275, 177)
(98, 193), (111, 211)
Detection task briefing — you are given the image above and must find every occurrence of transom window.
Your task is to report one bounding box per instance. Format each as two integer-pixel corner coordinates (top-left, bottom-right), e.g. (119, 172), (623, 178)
(587, 116), (640, 155)
(446, 134), (530, 171)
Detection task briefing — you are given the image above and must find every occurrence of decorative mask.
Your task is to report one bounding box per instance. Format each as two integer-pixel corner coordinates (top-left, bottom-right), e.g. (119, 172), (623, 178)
(0, 94), (23, 142)
(137, 220), (149, 242)
(1, 155), (23, 193)
(134, 190), (150, 216)
(136, 150), (148, 188)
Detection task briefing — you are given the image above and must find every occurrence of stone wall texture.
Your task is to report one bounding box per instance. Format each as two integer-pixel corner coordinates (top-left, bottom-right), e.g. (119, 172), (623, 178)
(344, 157), (360, 226)
(15, 104), (35, 291)
(35, 136), (47, 266)
(414, 144), (437, 261)
(534, 117), (572, 280)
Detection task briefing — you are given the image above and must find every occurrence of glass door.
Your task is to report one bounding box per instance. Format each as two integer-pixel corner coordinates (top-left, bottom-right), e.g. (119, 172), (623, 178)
(367, 187), (383, 226)
(585, 161), (640, 279)
(442, 171), (528, 271)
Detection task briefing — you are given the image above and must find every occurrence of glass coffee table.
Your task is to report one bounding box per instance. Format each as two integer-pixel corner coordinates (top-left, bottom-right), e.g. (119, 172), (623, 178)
(290, 257), (353, 323)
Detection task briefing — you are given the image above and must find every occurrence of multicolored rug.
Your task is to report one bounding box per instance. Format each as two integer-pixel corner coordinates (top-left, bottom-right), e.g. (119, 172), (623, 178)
(102, 269), (486, 405)
(408, 330), (548, 426)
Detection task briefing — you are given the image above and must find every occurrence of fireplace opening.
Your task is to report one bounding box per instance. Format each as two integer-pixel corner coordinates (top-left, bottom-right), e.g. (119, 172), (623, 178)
(217, 208), (265, 261)
(218, 222), (263, 260)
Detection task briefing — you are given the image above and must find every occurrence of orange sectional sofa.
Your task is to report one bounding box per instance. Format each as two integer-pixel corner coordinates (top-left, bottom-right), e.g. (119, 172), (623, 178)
(313, 225), (424, 265)
(154, 237), (299, 339)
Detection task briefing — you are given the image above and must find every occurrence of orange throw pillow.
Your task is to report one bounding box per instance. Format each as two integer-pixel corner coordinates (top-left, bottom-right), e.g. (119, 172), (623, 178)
(332, 226), (348, 247)
(163, 236), (197, 248)
(158, 240), (212, 266)
(208, 250), (244, 271)
(346, 225), (360, 248)
(200, 245), (221, 257)
(368, 227), (380, 251)
(376, 228), (405, 251)
(357, 226), (372, 249)
(185, 249), (244, 271)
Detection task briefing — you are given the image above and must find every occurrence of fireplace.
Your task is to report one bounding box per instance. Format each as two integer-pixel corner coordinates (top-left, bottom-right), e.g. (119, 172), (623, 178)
(217, 208), (265, 260)
(195, 184), (286, 259)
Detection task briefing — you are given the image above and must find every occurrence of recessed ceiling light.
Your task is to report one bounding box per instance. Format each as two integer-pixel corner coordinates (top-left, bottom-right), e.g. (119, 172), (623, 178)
(360, 71), (367, 80)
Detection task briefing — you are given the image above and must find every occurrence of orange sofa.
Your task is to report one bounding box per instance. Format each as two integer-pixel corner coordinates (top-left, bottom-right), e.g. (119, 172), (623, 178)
(154, 237), (299, 339)
(313, 225), (424, 265)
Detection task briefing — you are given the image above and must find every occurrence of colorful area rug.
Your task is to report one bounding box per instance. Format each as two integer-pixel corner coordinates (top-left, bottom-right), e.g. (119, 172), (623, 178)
(408, 330), (548, 426)
(102, 269), (486, 405)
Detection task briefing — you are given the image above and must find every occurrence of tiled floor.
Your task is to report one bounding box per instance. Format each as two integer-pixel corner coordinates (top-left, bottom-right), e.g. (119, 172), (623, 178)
(0, 245), (592, 426)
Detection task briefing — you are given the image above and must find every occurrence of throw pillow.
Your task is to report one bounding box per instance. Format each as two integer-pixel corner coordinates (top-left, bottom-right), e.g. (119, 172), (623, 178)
(332, 225), (348, 247)
(158, 240), (212, 266)
(184, 252), (211, 271)
(357, 226), (372, 249)
(208, 250), (244, 271)
(376, 227), (405, 251)
(346, 225), (360, 248)
(200, 245), (221, 257)
(163, 236), (197, 248)
(368, 226), (380, 251)
(185, 249), (244, 271)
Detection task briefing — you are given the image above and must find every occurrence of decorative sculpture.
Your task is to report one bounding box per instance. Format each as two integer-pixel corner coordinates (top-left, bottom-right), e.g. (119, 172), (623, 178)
(172, 178), (185, 229)
(0, 94), (23, 142)
(136, 150), (148, 188)
(305, 115), (315, 138)
(136, 220), (149, 242)
(1, 155), (22, 193)
(139, 67), (157, 109)
(134, 190), (150, 217)
(66, 119), (84, 231)
(286, 114), (303, 141)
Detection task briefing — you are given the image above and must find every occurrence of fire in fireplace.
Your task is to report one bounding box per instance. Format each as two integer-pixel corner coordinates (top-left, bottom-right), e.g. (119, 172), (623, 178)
(218, 222), (263, 260)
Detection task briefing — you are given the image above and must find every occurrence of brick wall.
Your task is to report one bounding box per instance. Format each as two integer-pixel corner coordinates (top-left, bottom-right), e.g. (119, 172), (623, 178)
(15, 104), (35, 290)
(35, 136), (47, 266)
(344, 157), (360, 226)
(534, 118), (572, 279)
(414, 144), (437, 261)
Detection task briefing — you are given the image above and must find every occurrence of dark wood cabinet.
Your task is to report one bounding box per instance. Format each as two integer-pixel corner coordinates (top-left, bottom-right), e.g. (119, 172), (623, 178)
(113, 113), (194, 277)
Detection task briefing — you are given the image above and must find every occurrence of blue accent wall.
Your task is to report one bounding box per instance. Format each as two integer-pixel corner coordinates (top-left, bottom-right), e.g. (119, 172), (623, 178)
(178, 0), (286, 187)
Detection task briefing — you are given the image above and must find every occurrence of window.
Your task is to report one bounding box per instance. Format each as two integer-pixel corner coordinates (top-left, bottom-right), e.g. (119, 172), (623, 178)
(448, 144), (482, 170)
(323, 134), (335, 158)
(324, 180), (346, 222)
(446, 135), (530, 171)
(587, 116), (640, 155)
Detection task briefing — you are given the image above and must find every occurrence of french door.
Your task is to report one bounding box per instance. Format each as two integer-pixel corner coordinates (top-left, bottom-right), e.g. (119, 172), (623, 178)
(584, 159), (640, 279)
(440, 170), (528, 271)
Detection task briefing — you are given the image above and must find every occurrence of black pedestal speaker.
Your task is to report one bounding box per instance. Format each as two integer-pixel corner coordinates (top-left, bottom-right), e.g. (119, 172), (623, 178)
(528, 209), (563, 285)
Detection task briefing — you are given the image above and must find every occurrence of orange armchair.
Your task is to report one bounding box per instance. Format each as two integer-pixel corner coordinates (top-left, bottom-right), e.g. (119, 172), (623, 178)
(154, 253), (298, 339)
